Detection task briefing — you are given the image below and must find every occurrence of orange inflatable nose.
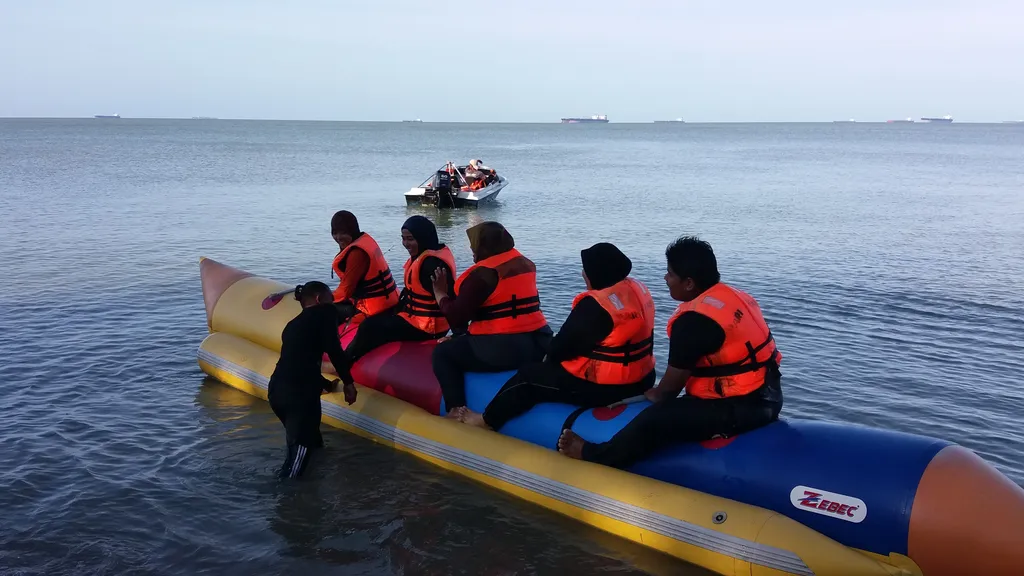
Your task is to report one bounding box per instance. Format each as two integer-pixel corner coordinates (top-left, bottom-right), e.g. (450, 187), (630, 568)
(909, 445), (1024, 576)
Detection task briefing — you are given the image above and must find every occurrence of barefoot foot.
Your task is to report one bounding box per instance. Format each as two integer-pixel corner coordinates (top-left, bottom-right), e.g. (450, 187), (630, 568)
(557, 429), (585, 459)
(444, 406), (467, 421)
(461, 410), (491, 430)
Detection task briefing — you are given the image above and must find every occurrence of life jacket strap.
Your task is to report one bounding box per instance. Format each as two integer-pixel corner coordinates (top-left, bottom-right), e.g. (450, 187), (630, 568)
(690, 332), (778, 378)
(354, 269), (397, 299)
(474, 295), (541, 321)
(582, 332), (655, 366)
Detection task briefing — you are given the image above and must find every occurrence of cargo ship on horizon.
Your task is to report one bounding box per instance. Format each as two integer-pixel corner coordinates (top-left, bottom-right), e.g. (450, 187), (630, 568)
(921, 115), (953, 123)
(561, 115), (608, 124)
(94, 114), (120, 119)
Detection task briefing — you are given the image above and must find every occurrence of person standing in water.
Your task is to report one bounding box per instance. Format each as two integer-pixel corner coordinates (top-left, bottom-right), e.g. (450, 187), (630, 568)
(329, 210), (400, 321)
(268, 281), (357, 479)
(557, 236), (783, 469)
(430, 222), (553, 419)
(341, 216), (457, 362)
(460, 243), (656, 431)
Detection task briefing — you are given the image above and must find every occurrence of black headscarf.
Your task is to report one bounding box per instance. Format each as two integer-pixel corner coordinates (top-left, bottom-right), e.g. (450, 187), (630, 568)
(581, 242), (632, 290)
(331, 210), (360, 236)
(466, 221), (514, 262)
(402, 215), (441, 256)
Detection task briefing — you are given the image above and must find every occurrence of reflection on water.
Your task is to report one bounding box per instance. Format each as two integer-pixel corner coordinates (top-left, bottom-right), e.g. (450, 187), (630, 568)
(404, 204), (498, 235)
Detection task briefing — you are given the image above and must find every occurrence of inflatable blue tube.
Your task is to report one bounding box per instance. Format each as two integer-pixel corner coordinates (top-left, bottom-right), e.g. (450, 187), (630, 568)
(631, 421), (948, 556)
(443, 371), (578, 448)
(450, 370), (949, 558)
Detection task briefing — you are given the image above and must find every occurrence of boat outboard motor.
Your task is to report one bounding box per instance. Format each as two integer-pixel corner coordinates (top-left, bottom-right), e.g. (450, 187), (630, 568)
(434, 169), (456, 208)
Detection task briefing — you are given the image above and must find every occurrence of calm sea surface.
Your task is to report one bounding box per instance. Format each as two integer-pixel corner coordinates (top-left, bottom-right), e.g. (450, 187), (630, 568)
(1, 119), (1022, 575)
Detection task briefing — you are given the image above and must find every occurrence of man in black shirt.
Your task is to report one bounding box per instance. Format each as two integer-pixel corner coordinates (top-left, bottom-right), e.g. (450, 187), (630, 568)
(558, 236), (783, 469)
(664, 306), (726, 377)
(268, 281), (357, 479)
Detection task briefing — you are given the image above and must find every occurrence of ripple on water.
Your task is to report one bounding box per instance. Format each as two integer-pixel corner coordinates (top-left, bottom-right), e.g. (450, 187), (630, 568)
(2, 120), (1022, 574)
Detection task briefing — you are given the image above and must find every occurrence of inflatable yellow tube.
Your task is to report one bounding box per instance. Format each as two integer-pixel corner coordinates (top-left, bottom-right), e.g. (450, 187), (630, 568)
(196, 258), (910, 576)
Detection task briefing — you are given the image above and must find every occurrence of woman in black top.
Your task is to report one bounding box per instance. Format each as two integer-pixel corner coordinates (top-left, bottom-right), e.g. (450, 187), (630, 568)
(268, 281), (357, 479)
(459, 242), (655, 430)
(339, 216), (456, 362)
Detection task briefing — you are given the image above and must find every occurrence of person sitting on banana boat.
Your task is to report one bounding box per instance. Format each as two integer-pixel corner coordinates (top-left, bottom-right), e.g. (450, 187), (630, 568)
(329, 210), (399, 323)
(340, 216), (457, 365)
(429, 222), (553, 419)
(459, 243), (657, 431)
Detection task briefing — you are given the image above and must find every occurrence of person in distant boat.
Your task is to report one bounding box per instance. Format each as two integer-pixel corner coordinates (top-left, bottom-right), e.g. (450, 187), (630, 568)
(330, 210), (400, 322)
(462, 161), (485, 190)
(268, 281), (357, 479)
(430, 222), (553, 419)
(340, 216), (457, 364)
(468, 159), (496, 185)
(464, 162), (483, 180)
(460, 243), (657, 431)
(469, 159), (492, 173)
(557, 236), (783, 469)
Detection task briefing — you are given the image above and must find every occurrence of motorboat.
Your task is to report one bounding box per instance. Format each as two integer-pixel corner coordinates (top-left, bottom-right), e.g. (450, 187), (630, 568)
(404, 161), (507, 208)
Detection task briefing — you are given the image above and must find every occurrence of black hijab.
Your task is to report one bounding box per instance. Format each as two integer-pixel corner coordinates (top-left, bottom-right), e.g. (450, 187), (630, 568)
(402, 216), (442, 256)
(331, 210), (360, 237)
(581, 242), (632, 290)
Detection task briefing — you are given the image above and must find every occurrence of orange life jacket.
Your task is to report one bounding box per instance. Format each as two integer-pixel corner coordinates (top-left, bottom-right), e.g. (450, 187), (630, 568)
(396, 246), (457, 338)
(468, 179), (486, 191)
(561, 277), (657, 385)
(454, 248), (548, 335)
(331, 232), (399, 315)
(667, 283), (781, 399)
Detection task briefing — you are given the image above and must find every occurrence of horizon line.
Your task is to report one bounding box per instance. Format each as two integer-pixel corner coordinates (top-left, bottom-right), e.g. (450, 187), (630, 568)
(3, 116), (1022, 124)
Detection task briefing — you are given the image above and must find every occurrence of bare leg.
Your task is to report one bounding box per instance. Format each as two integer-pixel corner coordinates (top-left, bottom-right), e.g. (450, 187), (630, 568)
(557, 429), (585, 459)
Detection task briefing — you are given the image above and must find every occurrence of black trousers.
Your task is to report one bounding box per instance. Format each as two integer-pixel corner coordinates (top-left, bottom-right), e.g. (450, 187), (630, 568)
(344, 311), (435, 363)
(432, 327), (553, 410)
(268, 385), (323, 479)
(581, 372), (784, 469)
(483, 361), (655, 431)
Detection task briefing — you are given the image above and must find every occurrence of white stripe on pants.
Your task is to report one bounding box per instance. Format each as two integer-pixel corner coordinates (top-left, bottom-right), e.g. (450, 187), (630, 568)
(289, 445), (307, 478)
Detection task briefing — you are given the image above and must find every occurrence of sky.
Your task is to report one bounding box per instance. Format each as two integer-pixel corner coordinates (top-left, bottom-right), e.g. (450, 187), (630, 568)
(2, 0), (1022, 122)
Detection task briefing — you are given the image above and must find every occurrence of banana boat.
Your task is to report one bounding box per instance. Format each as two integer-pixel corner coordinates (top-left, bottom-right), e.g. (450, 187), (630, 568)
(197, 257), (1024, 576)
